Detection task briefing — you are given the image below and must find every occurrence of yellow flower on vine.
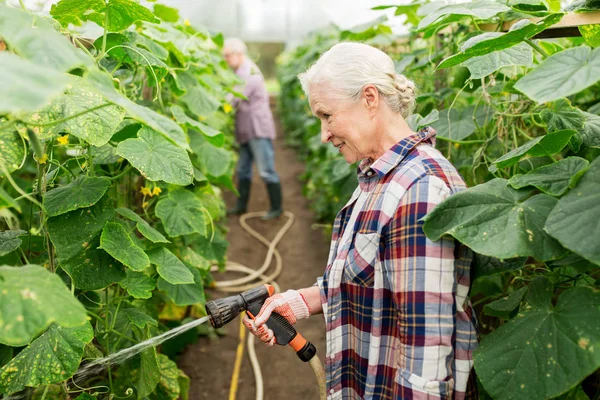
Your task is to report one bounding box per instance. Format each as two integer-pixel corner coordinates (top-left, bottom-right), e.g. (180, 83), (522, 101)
(37, 154), (48, 164)
(140, 186), (152, 196)
(142, 201), (149, 209)
(152, 187), (162, 196)
(56, 134), (69, 145)
(223, 103), (233, 114)
(184, 19), (191, 26)
(199, 116), (207, 121)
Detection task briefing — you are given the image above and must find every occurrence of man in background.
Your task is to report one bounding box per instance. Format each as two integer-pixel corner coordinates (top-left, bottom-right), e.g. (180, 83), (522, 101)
(223, 38), (283, 220)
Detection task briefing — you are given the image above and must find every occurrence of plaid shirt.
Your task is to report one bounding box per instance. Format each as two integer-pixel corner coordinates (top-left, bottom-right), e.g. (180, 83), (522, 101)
(316, 128), (478, 399)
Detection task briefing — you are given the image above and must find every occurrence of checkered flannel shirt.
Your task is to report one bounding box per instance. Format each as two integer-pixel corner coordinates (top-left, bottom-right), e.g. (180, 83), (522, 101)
(316, 127), (478, 399)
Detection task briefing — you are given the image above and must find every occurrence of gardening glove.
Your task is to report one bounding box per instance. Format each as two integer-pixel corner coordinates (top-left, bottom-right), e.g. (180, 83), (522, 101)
(242, 289), (310, 346)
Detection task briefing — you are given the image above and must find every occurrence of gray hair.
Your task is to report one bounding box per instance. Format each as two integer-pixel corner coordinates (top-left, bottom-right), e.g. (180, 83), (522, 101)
(298, 42), (416, 118)
(224, 37), (247, 54)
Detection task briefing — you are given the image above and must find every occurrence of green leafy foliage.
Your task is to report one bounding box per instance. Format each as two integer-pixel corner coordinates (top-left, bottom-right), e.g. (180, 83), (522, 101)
(117, 127), (194, 185)
(51, 0), (159, 31)
(147, 247), (194, 284)
(155, 189), (207, 238)
(418, 1), (510, 30)
(515, 46), (600, 102)
(43, 176), (112, 217)
(0, 3), (92, 72)
(0, 230), (26, 257)
(28, 76), (125, 145)
(48, 195), (126, 290)
(119, 270), (156, 299)
(492, 130), (576, 169)
(0, 3), (234, 398)
(157, 264), (205, 306)
(423, 179), (566, 260)
(545, 158), (600, 266)
(0, 323), (93, 395)
(475, 278), (600, 400)
(0, 265), (89, 346)
(100, 222), (150, 271)
(508, 157), (589, 196)
(0, 53), (70, 114)
(116, 208), (169, 243)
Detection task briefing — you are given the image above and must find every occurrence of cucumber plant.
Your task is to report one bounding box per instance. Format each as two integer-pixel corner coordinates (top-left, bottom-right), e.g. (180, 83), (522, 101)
(0, 1), (238, 398)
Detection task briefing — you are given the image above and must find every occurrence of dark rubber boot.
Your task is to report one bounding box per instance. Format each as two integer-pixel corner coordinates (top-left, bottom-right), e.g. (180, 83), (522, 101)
(227, 178), (251, 216)
(262, 182), (283, 220)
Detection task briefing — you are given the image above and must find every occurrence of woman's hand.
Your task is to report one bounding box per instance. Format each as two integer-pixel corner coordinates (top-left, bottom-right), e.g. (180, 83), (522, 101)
(243, 289), (311, 346)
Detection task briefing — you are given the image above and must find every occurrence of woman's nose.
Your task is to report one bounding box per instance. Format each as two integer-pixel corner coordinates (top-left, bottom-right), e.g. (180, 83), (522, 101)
(321, 125), (332, 144)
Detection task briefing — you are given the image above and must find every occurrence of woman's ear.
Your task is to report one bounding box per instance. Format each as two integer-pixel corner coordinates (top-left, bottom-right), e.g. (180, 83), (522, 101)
(362, 85), (379, 114)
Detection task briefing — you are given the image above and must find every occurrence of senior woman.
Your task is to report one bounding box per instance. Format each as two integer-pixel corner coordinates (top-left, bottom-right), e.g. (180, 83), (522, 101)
(244, 42), (478, 399)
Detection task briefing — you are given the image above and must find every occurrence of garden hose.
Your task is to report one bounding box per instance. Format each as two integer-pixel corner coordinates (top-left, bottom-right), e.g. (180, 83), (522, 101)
(209, 211), (326, 400)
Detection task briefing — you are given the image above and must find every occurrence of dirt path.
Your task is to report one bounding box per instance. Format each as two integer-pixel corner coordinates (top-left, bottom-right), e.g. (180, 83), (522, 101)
(178, 102), (331, 399)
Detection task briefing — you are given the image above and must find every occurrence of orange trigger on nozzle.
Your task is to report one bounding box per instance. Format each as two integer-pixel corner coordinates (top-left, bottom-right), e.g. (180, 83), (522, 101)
(265, 284), (275, 297)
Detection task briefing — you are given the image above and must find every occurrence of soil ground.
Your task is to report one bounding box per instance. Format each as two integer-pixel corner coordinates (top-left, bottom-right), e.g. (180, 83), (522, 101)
(178, 102), (331, 400)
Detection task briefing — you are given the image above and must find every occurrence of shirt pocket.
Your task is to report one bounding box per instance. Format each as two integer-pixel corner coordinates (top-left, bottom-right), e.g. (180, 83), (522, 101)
(343, 232), (379, 287)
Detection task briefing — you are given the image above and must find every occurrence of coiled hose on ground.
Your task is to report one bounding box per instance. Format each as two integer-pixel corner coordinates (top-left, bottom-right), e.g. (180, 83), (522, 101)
(210, 211), (327, 400)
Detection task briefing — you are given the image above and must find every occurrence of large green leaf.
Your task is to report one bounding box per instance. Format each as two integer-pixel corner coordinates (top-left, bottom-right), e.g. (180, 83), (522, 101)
(423, 178), (566, 261)
(189, 134), (233, 178)
(43, 176), (112, 217)
(87, 69), (189, 150)
(117, 127), (193, 185)
(509, 157), (590, 196)
(418, 1), (510, 30)
(100, 222), (149, 271)
(475, 278), (600, 400)
(0, 230), (26, 257)
(515, 46), (600, 103)
(0, 53), (70, 115)
(492, 130), (576, 169)
(119, 304), (157, 329)
(135, 347), (161, 397)
(171, 105), (225, 147)
(463, 42), (533, 79)
(0, 265), (88, 346)
(118, 270), (156, 299)
(180, 85), (221, 119)
(47, 195), (126, 290)
(0, 323), (93, 395)
(0, 4), (92, 72)
(147, 247), (194, 284)
(438, 14), (562, 69)
(116, 208), (169, 243)
(545, 158), (600, 266)
(28, 76), (125, 146)
(155, 189), (207, 238)
(51, 0), (159, 31)
(157, 263), (205, 306)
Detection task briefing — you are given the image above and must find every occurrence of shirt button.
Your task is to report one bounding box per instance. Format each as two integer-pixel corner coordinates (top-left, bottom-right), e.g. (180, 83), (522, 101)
(330, 389), (335, 394)
(331, 315), (336, 321)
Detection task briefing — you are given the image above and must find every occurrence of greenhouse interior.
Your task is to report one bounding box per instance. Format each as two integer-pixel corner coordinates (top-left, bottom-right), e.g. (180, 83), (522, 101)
(0, 0), (599, 399)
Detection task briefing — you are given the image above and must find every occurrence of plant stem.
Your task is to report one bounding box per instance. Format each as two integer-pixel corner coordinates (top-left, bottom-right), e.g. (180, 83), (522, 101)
(108, 165), (132, 181)
(18, 0), (26, 10)
(525, 39), (549, 58)
(104, 288), (114, 393)
(0, 160), (44, 210)
(435, 137), (486, 145)
(40, 385), (49, 400)
(100, 3), (109, 59)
